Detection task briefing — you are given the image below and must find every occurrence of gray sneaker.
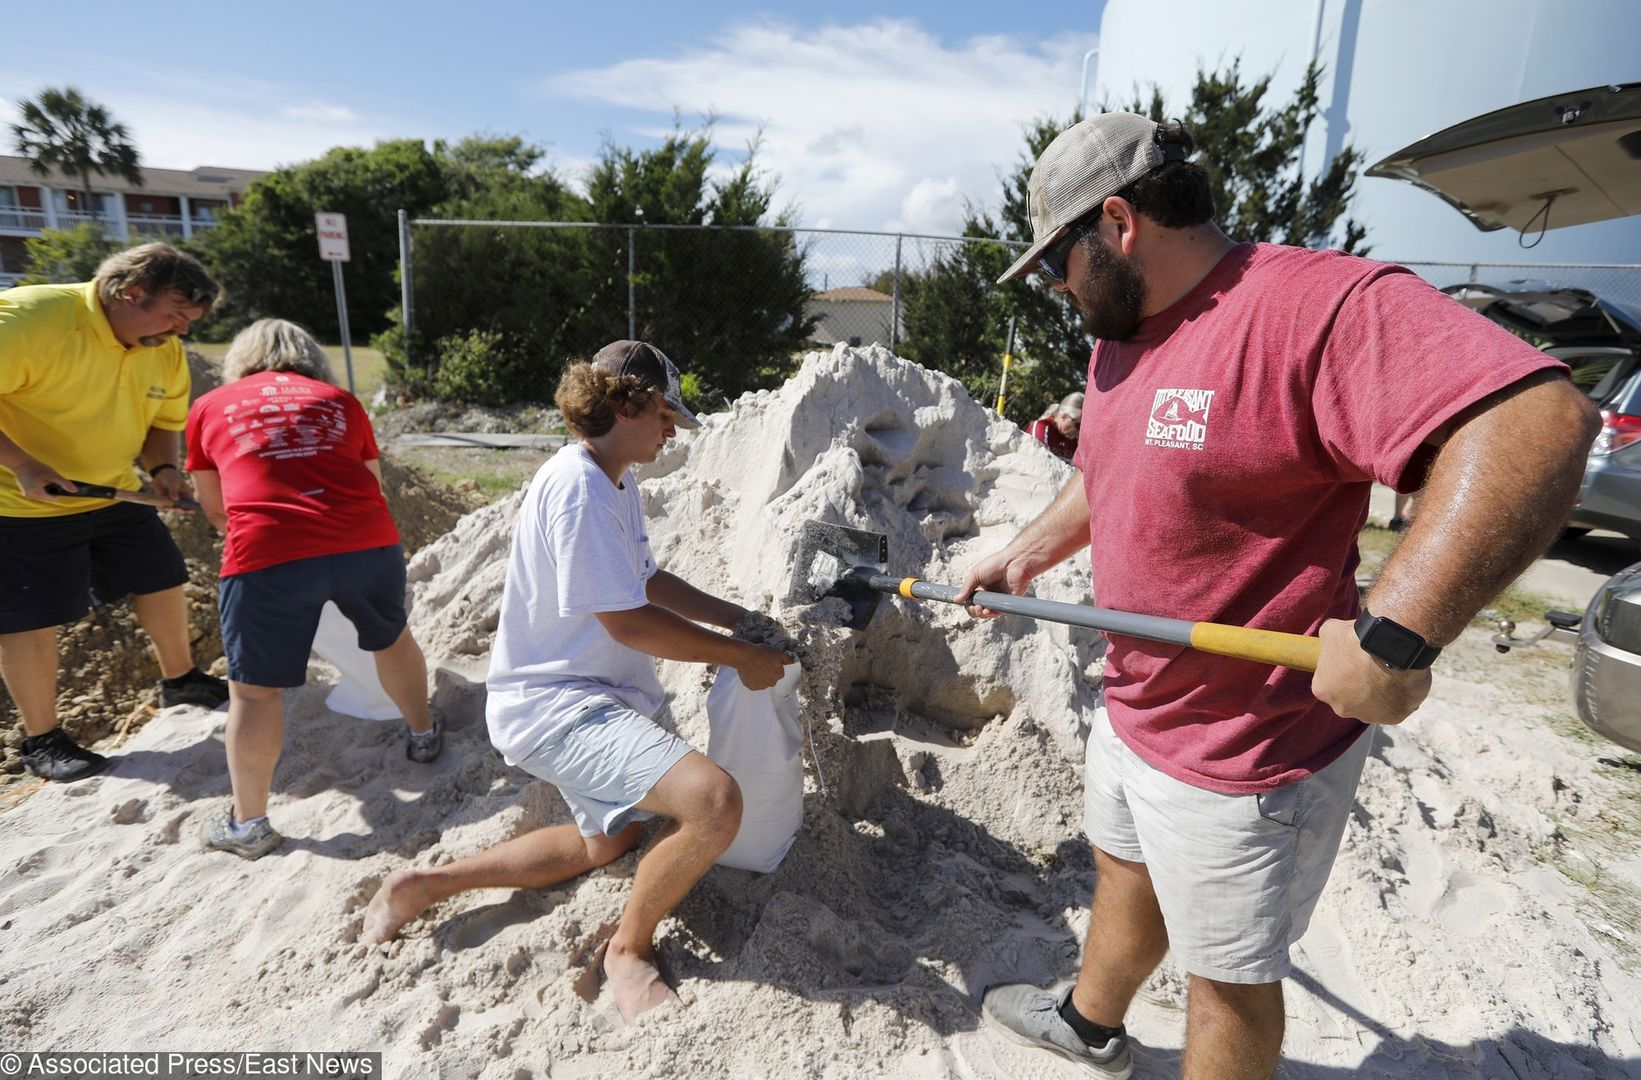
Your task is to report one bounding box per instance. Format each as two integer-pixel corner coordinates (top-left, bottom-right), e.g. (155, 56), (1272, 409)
(405, 720), (442, 764)
(981, 980), (1133, 1078)
(201, 807), (284, 860)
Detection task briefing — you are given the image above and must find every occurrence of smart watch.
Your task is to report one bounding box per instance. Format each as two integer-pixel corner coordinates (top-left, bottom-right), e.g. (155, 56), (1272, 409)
(1354, 609), (1441, 671)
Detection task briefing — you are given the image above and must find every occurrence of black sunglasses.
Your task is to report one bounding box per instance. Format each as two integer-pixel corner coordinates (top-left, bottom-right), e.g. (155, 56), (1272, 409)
(1037, 216), (1098, 283)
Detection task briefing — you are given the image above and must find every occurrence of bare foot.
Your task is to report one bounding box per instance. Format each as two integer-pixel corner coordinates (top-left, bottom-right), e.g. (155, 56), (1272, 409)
(362, 869), (434, 945)
(604, 943), (680, 1024)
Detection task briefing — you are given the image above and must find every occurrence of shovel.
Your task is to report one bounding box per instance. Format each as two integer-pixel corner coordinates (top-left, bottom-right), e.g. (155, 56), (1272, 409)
(787, 520), (1321, 672)
(44, 480), (199, 512)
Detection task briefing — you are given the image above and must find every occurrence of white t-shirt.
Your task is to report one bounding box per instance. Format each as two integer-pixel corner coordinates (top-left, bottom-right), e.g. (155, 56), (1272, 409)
(486, 444), (664, 764)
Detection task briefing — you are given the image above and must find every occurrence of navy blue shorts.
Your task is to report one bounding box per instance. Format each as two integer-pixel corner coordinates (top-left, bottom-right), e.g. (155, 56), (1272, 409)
(0, 502), (190, 634)
(218, 545), (408, 688)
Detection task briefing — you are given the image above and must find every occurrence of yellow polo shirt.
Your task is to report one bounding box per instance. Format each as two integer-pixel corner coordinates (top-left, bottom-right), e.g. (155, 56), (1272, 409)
(0, 282), (190, 518)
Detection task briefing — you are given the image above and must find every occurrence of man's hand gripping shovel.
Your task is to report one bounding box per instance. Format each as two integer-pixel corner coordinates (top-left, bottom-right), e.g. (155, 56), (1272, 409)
(44, 480), (200, 512)
(787, 520), (1321, 671)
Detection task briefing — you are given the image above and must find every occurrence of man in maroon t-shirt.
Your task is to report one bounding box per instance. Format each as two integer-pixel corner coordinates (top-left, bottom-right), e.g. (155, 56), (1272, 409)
(958, 114), (1598, 1079)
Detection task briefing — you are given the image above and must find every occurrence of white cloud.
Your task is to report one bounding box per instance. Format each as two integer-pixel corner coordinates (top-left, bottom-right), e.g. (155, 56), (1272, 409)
(898, 177), (966, 235)
(544, 18), (1094, 236)
(282, 101), (360, 124)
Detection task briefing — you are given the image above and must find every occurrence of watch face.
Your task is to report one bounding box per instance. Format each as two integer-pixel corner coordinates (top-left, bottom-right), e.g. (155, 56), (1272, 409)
(1366, 619), (1425, 669)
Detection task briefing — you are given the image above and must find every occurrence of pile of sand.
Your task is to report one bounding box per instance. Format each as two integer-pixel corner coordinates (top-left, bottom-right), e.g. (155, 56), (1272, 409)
(2, 345), (1639, 1078)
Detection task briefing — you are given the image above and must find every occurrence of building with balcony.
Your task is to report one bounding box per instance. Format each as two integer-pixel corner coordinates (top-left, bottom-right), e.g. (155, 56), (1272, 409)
(0, 156), (268, 286)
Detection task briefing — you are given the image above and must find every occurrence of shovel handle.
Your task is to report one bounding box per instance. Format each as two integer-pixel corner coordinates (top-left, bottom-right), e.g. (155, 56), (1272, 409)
(44, 481), (199, 512)
(879, 575), (1321, 673)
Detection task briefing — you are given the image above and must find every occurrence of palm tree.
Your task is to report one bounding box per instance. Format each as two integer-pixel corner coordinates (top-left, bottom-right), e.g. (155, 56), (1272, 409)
(10, 86), (142, 226)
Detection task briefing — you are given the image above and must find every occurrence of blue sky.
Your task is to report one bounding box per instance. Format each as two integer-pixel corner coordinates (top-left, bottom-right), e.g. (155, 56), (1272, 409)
(1, 1), (1103, 236)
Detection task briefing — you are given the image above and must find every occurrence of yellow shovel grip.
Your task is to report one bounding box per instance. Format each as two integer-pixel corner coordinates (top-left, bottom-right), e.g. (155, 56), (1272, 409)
(1188, 622), (1321, 672)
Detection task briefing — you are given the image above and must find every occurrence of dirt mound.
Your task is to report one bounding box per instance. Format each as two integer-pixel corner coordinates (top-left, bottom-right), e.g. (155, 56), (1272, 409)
(0, 352), (484, 781)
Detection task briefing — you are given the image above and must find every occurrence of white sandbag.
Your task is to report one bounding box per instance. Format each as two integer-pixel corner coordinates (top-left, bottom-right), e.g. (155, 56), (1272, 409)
(707, 661), (803, 873)
(310, 601), (402, 721)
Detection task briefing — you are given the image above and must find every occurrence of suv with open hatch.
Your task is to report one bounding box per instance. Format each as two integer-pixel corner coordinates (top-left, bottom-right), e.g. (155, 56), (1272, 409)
(1372, 83), (1641, 754)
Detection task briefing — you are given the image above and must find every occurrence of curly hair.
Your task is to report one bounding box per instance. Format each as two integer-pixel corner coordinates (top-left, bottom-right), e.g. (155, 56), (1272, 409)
(555, 362), (660, 438)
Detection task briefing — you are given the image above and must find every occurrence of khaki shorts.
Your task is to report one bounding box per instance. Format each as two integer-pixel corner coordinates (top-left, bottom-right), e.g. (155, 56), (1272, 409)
(1083, 704), (1374, 985)
(515, 697), (694, 839)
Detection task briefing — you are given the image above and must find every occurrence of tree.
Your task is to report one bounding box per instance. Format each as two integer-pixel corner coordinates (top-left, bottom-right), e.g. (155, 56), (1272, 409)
(385, 125), (815, 405)
(900, 59), (1369, 425)
(582, 126), (815, 401)
(197, 139), (453, 341)
(18, 222), (123, 285)
(10, 87), (142, 224)
(1126, 60), (1368, 254)
(378, 141), (588, 399)
(897, 115), (1085, 421)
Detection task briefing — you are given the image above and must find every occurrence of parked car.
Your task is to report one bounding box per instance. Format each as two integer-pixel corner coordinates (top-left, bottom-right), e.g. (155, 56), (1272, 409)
(1575, 564), (1641, 751)
(1441, 282), (1641, 541)
(1372, 83), (1641, 754)
(1495, 564), (1641, 754)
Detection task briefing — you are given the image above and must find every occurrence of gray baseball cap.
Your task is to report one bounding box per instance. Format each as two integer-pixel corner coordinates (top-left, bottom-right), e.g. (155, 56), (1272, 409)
(591, 339), (701, 429)
(997, 113), (1190, 284)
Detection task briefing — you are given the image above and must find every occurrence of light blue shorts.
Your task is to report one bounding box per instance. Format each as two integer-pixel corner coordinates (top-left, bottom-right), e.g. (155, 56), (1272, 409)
(1083, 703), (1375, 985)
(514, 698), (694, 838)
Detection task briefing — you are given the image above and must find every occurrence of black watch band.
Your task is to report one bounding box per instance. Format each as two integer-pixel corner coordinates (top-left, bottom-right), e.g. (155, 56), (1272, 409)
(149, 463), (180, 478)
(1354, 608), (1441, 670)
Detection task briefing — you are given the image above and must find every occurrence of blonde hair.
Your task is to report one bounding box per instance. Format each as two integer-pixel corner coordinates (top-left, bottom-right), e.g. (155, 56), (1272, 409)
(222, 318), (336, 383)
(94, 242), (220, 313)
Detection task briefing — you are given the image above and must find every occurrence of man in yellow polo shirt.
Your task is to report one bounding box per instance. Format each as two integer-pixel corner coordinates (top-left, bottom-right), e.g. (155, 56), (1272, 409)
(1, 242), (230, 781)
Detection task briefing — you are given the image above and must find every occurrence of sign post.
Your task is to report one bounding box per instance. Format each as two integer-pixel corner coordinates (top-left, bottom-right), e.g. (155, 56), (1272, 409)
(315, 211), (355, 393)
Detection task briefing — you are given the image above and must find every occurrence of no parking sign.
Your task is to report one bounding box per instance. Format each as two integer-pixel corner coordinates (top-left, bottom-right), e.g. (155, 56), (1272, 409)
(316, 211), (355, 391)
(315, 212), (350, 262)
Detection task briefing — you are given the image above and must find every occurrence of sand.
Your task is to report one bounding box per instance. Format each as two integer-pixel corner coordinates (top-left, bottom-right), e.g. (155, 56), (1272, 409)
(2, 344), (1639, 1078)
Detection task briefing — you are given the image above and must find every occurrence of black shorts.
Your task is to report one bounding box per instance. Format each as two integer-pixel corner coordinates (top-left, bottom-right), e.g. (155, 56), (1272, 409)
(0, 502), (190, 634)
(218, 546), (407, 687)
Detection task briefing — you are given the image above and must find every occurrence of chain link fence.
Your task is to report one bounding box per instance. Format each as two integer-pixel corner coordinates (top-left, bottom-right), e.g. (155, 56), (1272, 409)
(397, 216), (1026, 368)
(1396, 260), (1641, 312)
(393, 215), (1641, 407)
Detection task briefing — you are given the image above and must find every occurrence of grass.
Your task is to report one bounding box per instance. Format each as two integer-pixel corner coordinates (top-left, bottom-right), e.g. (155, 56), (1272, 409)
(189, 341), (389, 403)
(393, 445), (544, 501)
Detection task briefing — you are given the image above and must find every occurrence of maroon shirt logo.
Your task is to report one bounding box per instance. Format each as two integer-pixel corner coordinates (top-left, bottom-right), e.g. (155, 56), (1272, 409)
(1144, 388), (1215, 450)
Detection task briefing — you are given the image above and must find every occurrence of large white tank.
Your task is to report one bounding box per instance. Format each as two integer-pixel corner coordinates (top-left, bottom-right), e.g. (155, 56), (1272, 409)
(1092, 0), (1641, 265)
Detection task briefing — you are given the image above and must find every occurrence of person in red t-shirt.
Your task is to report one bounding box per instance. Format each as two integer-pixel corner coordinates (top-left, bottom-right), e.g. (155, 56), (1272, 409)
(184, 319), (442, 860)
(1027, 391), (1083, 461)
(959, 115), (1599, 1079)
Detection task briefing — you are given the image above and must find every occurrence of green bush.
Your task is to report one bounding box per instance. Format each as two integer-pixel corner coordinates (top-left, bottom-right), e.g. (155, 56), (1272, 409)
(430, 329), (534, 406)
(678, 371), (707, 413)
(20, 223), (123, 285)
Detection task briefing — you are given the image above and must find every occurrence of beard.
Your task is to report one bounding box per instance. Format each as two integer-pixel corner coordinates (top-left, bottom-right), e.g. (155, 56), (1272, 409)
(1070, 233), (1146, 341)
(137, 333), (173, 348)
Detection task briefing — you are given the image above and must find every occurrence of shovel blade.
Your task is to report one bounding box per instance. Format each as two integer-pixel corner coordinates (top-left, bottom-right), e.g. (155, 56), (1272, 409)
(786, 521), (889, 630)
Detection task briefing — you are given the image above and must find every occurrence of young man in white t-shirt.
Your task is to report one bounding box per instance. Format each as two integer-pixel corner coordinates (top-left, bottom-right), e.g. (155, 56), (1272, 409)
(362, 340), (792, 1024)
